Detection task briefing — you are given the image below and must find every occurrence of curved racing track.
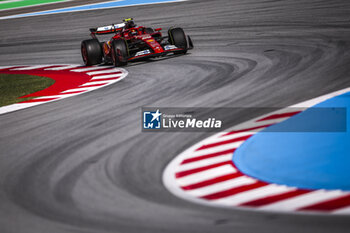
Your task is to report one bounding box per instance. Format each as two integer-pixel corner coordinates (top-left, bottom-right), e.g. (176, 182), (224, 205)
(1, 0), (350, 232)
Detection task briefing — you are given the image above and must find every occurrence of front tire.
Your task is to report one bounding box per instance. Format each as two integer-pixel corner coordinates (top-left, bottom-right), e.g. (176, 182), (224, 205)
(81, 39), (103, 66)
(111, 39), (128, 67)
(168, 27), (188, 54)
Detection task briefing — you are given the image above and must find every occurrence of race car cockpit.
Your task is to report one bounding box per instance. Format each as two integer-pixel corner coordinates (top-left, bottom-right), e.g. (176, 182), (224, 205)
(123, 18), (136, 29)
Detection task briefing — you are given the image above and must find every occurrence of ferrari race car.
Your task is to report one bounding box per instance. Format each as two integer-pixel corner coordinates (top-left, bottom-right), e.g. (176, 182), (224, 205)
(81, 18), (193, 67)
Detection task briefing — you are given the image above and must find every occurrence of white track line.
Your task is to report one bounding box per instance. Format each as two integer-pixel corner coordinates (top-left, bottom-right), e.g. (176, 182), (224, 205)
(0, 0), (24, 4)
(80, 80), (111, 86)
(333, 206), (350, 214)
(45, 65), (79, 70)
(0, 66), (17, 70)
(34, 94), (78, 99)
(212, 185), (295, 206)
(60, 87), (99, 93)
(0, 103), (40, 114)
(11, 65), (54, 70)
(186, 176), (256, 197)
(70, 66), (112, 72)
(258, 190), (347, 211)
(87, 69), (121, 75)
(176, 165), (236, 187)
(91, 74), (122, 80)
(175, 154), (233, 172)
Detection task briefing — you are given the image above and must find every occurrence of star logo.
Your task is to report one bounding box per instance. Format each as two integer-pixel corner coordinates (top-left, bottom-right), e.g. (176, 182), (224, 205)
(143, 109), (162, 129)
(151, 109), (162, 122)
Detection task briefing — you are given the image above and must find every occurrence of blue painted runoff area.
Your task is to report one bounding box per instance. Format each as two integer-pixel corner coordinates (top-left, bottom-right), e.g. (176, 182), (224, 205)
(1, 0), (185, 19)
(233, 92), (350, 191)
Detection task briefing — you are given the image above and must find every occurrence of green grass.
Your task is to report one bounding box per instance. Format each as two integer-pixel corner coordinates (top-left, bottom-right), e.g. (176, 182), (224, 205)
(0, 74), (54, 107)
(0, 0), (68, 10)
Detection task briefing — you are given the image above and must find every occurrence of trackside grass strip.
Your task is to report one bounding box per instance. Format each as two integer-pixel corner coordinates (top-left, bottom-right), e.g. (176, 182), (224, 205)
(0, 0), (68, 10)
(0, 74), (54, 107)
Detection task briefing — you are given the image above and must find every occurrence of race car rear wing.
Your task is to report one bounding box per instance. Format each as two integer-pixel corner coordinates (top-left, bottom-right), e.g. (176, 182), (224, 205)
(90, 23), (126, 35)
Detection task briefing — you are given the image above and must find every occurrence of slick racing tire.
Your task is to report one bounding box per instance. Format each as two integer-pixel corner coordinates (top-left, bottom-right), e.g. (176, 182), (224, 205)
(188, 35), (194, 49)
(111, 39), (128, 67)
(81, 39), (103, 66)
(168, 27), (188, 54)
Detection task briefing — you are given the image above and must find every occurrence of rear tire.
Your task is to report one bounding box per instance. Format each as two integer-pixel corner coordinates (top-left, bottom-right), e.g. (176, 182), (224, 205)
(188, 35), (194, 49)
(81, 39), (102, 66)
(111, 39), (128, 67)
(168, 27), (188, 54)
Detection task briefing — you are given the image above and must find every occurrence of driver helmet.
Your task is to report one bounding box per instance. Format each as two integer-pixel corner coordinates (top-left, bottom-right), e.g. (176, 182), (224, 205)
(123, 18), (136, 29)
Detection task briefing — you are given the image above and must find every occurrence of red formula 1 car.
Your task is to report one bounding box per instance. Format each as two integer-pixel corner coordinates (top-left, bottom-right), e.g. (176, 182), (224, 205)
(81, 18), (193, 67)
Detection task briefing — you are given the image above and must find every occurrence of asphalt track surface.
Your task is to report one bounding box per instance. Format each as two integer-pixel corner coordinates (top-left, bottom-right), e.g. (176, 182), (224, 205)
(1, 0), (350, 232)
